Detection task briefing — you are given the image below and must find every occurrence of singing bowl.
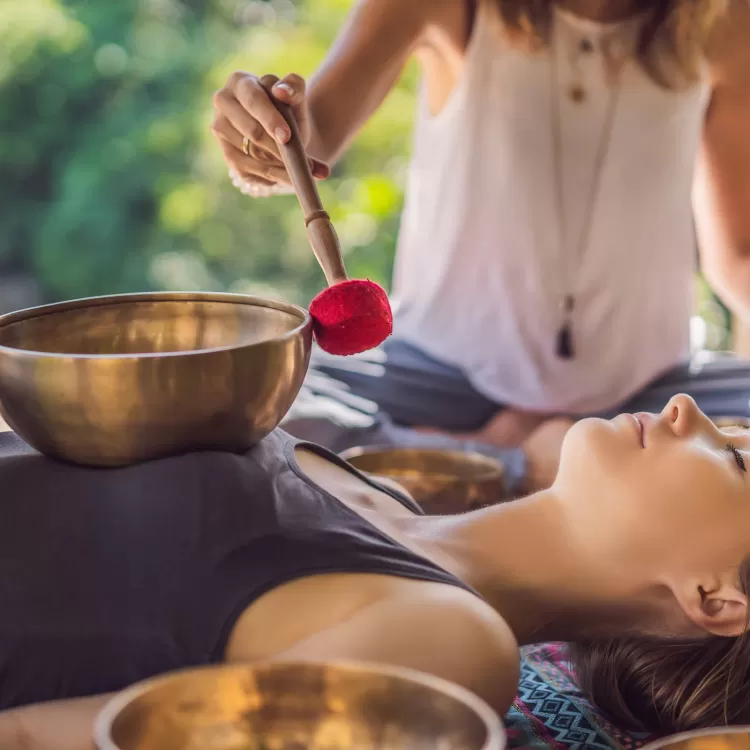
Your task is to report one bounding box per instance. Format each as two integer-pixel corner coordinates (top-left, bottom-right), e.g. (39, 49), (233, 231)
(642, 727), (750, 750)
(713, 416), (750, 430)
(340, 447), (506, 513)
(0, 293), (312, 467)
(93, 661), (505, 750)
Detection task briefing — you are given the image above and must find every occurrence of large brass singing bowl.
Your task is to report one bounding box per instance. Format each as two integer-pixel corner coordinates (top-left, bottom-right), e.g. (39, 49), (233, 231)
(94, 661), (505, 750)
(0, 292), (312, 466)
(340, 447), (506, 513)
(642, 727), (750, 750)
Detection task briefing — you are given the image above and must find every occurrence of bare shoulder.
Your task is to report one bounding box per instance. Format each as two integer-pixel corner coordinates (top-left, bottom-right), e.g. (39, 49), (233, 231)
(348, 0), (468, 49)
(421, 584), (521, 671)
(706, 1), (750, 85)
(253, 575), (521, 716)
(348, 0), (458, 29)
(367, 583), (522, 715)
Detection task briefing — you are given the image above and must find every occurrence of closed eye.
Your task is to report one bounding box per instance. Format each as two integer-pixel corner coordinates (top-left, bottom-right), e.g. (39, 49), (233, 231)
(726, 442), (747, 474)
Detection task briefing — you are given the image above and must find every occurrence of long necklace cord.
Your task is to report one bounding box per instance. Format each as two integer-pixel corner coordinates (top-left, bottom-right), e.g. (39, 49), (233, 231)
(550, 30), (625, 359)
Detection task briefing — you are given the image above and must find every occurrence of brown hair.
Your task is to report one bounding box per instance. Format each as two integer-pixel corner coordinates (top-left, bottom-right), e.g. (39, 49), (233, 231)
(491, 0), (729, 88)
(571, 559), (750, 734)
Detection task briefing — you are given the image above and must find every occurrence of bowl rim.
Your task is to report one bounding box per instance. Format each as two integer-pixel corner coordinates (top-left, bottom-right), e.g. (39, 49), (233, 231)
(640, 726), (750, 750)
(339, 445), (505, 481)
(92, 659), (506, 750)
(0, 291), (312, 360)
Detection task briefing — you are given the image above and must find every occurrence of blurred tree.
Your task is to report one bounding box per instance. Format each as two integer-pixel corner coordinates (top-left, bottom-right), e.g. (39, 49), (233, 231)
(0, 0), (416, 306)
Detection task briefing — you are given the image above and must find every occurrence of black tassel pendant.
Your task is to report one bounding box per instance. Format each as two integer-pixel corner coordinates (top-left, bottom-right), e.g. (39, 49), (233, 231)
(556, 321), (574, 359)
(556, 295), (575, 359)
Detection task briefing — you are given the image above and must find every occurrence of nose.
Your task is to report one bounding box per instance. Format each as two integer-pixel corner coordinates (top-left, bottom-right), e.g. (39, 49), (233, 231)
(662, 394), (708, 438)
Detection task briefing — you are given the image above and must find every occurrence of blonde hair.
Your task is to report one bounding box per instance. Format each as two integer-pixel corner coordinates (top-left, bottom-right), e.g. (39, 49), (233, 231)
(492, 1), (729, 88)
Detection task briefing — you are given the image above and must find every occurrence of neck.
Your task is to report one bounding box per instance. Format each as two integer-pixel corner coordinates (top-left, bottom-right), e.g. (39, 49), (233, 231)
(409, 490), (650, 645)
(555, 0), (651, 23)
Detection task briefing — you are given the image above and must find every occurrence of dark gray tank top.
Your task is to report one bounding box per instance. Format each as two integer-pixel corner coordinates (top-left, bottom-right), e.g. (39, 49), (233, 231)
(0, 428), (475, 709)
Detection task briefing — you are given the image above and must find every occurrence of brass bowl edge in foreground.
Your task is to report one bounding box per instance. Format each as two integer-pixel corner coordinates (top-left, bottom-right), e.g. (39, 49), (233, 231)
(93, 660), (506, 750)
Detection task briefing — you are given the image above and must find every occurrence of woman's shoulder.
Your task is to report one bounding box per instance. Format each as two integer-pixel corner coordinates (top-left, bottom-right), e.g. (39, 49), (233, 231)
(394, 580), (521, 712)
(348, 0), (469, 44)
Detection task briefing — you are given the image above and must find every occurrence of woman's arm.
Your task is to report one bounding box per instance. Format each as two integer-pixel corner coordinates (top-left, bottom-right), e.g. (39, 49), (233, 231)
(0, 693), (115, 750)
(303, 0), (434, 164)
(212, 0), (467, 189)
(694, 1), (750, 318)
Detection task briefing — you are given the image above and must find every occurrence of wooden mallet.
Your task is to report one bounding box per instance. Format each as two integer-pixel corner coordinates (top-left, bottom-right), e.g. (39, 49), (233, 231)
(262, 75), (393, 356)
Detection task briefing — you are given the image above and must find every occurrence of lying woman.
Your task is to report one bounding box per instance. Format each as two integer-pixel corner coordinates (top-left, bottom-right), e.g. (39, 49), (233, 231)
(0, 393), (749, 748)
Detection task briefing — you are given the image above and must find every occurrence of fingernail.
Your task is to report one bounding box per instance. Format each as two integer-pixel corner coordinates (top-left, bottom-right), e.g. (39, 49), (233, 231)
(274, 127), (290, 144)
(274, 83), (294, 97)
(312, 162), (329, 178)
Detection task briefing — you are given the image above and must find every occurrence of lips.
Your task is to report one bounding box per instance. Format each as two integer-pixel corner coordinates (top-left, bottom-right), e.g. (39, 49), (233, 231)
(632, 412), (654, 448)
(631, 414), (645, 447)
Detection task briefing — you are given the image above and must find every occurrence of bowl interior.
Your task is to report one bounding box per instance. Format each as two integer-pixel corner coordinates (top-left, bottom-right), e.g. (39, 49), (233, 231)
(343, 448), (504, 484)
(0, 297), (306, 356)
(98, 663), (499, 750)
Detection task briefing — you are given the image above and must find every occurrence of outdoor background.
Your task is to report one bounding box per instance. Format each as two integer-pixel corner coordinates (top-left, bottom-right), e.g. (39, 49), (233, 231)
(0, 0), (732, 350)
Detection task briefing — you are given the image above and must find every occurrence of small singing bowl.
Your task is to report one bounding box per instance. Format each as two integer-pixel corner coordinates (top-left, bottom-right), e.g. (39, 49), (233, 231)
(93, 661), (506, 750)
(340, 447), (506, 513)
(0, 292), (312, 467)
(713, 416), (750, 430)
(642, 727), (750, 750)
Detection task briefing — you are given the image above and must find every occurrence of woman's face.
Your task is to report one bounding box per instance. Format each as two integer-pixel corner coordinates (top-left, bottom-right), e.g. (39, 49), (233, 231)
(556, 395), (750, 588)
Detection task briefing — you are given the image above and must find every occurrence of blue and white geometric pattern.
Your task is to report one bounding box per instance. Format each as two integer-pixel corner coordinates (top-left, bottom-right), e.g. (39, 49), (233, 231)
(504, 644), (651, 750)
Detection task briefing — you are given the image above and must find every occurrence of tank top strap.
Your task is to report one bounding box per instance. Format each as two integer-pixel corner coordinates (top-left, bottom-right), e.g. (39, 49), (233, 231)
(281, 434), (426, 516)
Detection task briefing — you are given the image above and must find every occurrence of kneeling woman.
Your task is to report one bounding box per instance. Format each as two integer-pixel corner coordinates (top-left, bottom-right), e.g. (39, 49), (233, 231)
(1, 394), (749, 747)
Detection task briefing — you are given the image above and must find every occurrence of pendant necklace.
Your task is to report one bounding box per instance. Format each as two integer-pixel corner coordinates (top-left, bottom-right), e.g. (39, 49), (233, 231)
(550, 25), (627, 359)
(567, 35), (594, 103)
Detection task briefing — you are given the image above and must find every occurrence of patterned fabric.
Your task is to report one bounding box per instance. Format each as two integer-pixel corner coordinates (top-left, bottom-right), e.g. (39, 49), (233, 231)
(506, 644), (653, 750)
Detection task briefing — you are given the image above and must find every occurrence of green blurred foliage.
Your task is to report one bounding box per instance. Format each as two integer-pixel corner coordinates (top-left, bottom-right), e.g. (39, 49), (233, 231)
(0, 0), (416, 307)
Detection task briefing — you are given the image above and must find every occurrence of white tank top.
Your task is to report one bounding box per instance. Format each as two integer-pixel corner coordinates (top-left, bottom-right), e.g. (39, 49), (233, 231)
(392, 4), (711, 413)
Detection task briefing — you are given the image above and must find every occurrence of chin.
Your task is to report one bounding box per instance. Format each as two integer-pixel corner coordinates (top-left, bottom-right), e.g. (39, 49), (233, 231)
(561, 416), (610, 451)
(555, 417), (616, 483)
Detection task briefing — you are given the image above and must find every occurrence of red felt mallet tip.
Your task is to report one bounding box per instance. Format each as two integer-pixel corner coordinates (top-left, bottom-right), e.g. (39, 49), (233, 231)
(309, 279), (393, 356)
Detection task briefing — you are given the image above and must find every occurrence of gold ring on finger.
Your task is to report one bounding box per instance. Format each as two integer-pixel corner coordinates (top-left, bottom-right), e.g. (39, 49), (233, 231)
(242, 136), (251, 156)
